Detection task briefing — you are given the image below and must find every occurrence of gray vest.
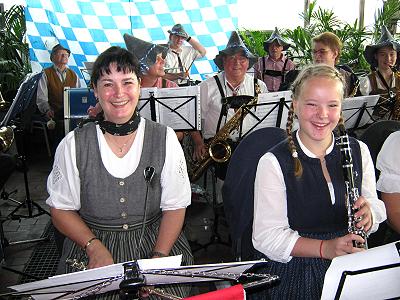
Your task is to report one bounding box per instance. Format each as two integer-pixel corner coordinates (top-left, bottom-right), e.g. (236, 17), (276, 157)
(74, 121), (166, 226)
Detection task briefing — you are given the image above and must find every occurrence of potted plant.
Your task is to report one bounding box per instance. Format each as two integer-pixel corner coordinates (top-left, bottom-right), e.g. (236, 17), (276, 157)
(0, 4), (31, 104)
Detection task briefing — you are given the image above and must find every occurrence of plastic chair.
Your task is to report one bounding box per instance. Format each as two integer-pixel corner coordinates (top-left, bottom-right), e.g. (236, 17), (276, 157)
(222, 127), (287, 261)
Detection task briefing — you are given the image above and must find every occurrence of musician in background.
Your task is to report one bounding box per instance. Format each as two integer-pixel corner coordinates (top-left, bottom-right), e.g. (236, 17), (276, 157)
(36, 44), (80, 150)
(359, 25), (400, 119)
(280, 32), (359, 98)
(193, 31), (267, 181)
(47, 46), (193, 299)
(252, 64), (386, 299)
(163, 24), (206, 85)
(253, 28), (295, 92)
(376, 130), (400, 236)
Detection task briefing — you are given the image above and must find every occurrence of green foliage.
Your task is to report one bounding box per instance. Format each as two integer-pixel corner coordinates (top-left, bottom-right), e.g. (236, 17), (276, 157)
(0, 5), (31, 98)
(238, 29), (271, 57)
(373, 0), (400, 42)
(239, 0), (400, 74)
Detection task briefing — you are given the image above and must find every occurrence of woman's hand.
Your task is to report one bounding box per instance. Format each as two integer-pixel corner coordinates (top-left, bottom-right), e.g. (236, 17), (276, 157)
(322, 233), (366, 260)
(353, 195), (373, 232)
(86, 240), (114, 269)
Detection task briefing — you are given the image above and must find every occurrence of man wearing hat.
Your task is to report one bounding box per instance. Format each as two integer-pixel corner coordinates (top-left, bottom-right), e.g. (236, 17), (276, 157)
(164, 24), (206, 84)
(253, 28), (295, 92)
(36, 44), (80, 149)
(360, 25), (400, 118)
(192, 31), (267, 181)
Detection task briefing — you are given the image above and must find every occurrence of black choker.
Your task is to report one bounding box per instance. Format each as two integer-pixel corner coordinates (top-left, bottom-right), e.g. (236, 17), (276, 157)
(98, 110), (141, 136)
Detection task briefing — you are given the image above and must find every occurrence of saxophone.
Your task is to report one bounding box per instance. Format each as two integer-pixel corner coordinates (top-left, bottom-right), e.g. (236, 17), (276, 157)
(336, 124), (368, 249)
(390, 66), (400, 120)
(188, 83), (261, 182)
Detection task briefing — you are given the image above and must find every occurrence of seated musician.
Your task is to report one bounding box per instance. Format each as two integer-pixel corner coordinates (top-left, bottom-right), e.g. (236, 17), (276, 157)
(47, 46), (193, 299)
(163, 24), (206, 85)
(253, 27), (295, 92)
(359, 25), (400, 119)
(376, 131), (400, 237)
(280, 32), (359, 98)
(252, 64), (386, 299)
(191, 31), (267, 200)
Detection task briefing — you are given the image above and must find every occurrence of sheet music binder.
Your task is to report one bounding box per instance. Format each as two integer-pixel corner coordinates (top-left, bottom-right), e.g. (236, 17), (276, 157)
(139, 86), (201, 131)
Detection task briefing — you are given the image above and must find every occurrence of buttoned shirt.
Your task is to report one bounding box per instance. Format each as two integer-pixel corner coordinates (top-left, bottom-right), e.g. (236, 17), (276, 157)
(36, 65), (80, 113)
(377, 131), (400, 193)
(253, 55), (295, 92)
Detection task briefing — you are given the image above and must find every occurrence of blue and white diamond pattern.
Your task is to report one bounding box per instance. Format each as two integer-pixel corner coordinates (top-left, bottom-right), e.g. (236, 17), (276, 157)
(25, 0), (238, 86)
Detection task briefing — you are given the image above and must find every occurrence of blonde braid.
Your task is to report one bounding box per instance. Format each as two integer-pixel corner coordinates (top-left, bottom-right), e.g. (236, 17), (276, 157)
(286, 103), (303, 177)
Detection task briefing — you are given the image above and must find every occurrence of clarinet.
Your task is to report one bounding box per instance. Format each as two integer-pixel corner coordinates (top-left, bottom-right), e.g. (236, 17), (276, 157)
(336, 124), (368, 249)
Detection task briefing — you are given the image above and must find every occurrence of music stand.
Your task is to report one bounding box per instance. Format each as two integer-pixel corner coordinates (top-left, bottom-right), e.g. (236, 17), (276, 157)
(238, 91), (292, 140)
(321, 241), (400, 300)
(139, 86), (201, 131)
(341, 95), (380, 132)
(4, 257), (277, 299)
(0, 72), (49, 279)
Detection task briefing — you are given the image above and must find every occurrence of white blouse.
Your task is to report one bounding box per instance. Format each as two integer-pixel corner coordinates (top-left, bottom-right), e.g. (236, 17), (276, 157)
(376, 131), (400, 193)
(46, 118), (191, 211)
(252, 131), (387, 263)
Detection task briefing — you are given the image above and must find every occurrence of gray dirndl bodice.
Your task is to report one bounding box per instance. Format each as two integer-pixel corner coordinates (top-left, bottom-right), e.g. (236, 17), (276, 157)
(74, 120), (166, 226)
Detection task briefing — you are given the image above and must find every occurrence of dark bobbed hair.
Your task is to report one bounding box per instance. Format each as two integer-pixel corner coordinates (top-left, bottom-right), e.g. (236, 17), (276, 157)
(91, 46), (141, 87)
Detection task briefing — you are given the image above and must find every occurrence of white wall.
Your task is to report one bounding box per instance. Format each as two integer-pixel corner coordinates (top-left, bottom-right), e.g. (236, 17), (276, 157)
(2, 0), (384, 31)
(237, 0), (383, 30)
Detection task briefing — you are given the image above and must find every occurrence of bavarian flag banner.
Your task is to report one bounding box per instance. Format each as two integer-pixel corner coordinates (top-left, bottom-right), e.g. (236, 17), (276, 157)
(24, 0), (238, 86)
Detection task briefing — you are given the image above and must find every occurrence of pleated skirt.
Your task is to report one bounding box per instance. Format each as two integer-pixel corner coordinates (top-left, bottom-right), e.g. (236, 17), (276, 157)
(58, 214), (194, 299)
(248, 230), (347, 300)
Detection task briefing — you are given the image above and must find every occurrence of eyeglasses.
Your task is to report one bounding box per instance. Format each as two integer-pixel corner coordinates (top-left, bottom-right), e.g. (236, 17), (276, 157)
(312, 49), (329, 56)
(225, 55), (248, 64)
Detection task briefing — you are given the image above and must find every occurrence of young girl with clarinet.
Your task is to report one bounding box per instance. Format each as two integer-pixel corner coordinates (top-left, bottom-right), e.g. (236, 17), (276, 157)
(251, 64), (387, 299)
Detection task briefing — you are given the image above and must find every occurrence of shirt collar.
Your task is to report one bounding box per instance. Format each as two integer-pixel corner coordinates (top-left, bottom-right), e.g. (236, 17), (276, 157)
(267, 54), (285, 63)
(296, 130), (335, 158)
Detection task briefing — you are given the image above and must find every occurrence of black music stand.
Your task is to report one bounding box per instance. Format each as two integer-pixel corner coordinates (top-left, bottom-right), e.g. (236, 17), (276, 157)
(3, 257), (278, 299)
(238, 91), (292, 140)
(0, 72), (49, 245)
(341, 94), (380, 135)
(138, 86), (201, 131)
(322, 241), (400, 299)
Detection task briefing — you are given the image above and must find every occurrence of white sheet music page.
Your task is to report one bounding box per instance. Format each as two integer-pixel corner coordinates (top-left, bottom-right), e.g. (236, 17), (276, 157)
(321, 241), (400, 300)
(156, 86), (201, 130)
(246, 91), (292, 132)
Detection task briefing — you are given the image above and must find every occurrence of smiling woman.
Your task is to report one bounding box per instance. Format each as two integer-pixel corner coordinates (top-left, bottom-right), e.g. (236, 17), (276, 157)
(251, 64), (387, 299)
(45, 46), (194, 299)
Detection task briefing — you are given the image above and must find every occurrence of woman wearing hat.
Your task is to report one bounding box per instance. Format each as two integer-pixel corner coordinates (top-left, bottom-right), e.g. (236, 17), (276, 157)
(253, 28), (295, 92)
(360, 25), (400, 119)
(164, 24), (206, 85)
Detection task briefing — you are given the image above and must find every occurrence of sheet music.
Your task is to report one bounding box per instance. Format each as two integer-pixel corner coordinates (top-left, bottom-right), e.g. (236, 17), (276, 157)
(342, 95), (380, 129)
(157, 86), (200, 130)
(245, 91), (292, 134)
(138, 86), (200, 130)
(321, 241), (400, 300)
(9, 257), (265, 300)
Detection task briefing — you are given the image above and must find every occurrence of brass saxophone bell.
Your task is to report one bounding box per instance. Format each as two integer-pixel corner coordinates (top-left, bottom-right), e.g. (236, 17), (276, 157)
(0, 126), (15, 153)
